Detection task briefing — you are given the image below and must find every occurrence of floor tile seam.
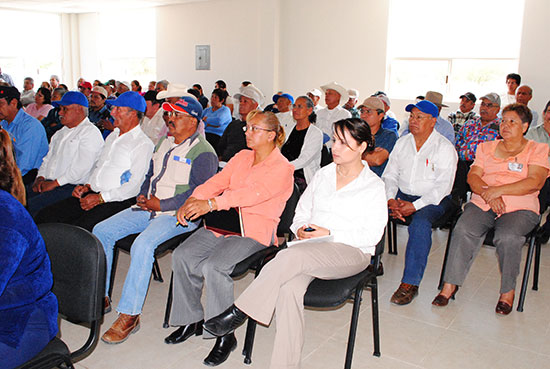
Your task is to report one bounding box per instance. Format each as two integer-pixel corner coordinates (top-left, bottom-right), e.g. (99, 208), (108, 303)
(381, 309), (451, 330)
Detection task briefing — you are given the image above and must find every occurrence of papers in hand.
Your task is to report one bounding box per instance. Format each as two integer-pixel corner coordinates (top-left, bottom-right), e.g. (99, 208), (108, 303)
(287, 235), (334, 247)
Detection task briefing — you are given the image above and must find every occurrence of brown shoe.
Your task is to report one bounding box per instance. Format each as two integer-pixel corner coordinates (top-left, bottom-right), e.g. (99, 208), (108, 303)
(101, 314), (140, 344)
(432, 286), (459, 307)
(390, 283), (419, 305)
(495, 301), (513, 315)
(104, 297), (111, 314)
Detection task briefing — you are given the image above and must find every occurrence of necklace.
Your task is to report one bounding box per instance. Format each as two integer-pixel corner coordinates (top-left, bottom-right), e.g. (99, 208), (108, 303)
(336, 165), (361, 178)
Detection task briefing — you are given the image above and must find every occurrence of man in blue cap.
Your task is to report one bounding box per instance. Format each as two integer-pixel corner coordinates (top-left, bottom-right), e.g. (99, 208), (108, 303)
(34, 91), (154, 231)
(383, 100), (458, 305)
(27, 91), (104, 216)
(0, 86), (48, 184)
(94, 96), (218, 345)
(274, 93), (295, 134)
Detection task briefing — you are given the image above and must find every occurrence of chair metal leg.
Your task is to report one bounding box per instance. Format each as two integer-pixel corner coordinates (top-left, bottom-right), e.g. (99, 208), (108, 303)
(533, 240), (541, 291)
(344, 286), (364, 369)
(369, 277), (381, 357)
(163, 273), (174, 328)
(152, 258), (163, 282)
(242, 319), (258, 364)
(386, 221), (393, 254)
(517, 236), (536, 312)
(108, 248), (119, 298)
(390, 220), (398, 255)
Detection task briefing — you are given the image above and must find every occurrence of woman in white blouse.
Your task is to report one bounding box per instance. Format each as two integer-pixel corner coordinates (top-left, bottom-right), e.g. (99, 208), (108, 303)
(202, 117), (388, 369)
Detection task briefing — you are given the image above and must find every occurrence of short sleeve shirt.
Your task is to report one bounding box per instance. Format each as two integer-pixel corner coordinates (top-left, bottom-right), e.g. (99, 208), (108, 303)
(370, 128), (398, 177)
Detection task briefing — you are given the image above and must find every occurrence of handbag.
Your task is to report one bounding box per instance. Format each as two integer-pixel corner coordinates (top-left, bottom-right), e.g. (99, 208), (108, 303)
(203, 207), (244, 236)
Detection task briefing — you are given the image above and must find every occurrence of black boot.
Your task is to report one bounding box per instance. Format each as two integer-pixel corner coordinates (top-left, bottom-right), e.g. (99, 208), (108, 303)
(164, 320), (203, 344)
(203, 333), (237, 366)
(203, 304), (248, 337)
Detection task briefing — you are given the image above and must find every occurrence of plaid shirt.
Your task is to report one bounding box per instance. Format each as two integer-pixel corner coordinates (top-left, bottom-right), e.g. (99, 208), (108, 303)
(455, 116), (501, 161)
(448, 110), (478, 133)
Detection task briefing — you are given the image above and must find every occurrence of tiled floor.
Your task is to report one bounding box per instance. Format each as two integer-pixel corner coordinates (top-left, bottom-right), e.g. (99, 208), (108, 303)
(60, 226), (550, 369)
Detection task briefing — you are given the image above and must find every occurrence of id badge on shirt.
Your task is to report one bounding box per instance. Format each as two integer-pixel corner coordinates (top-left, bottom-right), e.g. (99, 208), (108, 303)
(508, 161), (523, 172)
(173, 156), (192, 165)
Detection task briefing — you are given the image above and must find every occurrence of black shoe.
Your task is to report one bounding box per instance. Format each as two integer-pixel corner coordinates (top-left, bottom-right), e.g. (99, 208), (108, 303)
(164, 320), (203, 344)
(536, 227), (550, 244)
(203, 304), (248, 337)
(203, 333), (237, 367)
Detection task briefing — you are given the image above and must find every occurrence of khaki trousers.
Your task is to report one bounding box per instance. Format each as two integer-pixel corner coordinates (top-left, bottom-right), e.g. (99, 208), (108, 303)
(235, 242), (371, 369)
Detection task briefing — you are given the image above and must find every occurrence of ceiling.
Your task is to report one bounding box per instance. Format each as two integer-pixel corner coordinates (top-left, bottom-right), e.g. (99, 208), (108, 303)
(0, 0), (205, 13)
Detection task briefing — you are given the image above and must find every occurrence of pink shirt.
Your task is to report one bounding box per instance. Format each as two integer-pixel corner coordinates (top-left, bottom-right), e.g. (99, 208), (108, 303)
(192, 148), (294, 246)
(471, 139), (550, 214)
(25, 103), (53, 119)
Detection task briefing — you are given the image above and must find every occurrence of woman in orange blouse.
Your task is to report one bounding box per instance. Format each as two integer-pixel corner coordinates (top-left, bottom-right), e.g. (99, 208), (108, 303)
(434, 104), (549, 315)
(165, 110), (294, 366)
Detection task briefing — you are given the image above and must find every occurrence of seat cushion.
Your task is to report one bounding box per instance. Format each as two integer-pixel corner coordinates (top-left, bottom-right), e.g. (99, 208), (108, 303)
(15, 337), (71, 369)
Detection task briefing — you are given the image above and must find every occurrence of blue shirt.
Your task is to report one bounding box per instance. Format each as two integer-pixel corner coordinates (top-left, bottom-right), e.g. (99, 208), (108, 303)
(401, 115), (456, 145)
(382, 116), (400, 136)
(1, 109), (48, 175)
(370, 128), (398, 177)
(203, 105), (232, 136)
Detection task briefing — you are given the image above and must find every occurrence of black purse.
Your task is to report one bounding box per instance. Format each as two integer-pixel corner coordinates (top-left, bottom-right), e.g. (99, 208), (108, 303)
(203, 207), (243, 236)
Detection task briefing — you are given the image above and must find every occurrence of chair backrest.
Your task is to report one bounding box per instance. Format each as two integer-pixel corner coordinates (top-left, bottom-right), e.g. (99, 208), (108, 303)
(373, 231), (386, 257)
(277, 183), (301, 237)
(39, 223), (106, 324)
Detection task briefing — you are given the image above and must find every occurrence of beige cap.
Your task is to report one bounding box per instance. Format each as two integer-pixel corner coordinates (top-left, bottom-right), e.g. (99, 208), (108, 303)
(358, 97), (384, 111)
(92, 86), (108, 98)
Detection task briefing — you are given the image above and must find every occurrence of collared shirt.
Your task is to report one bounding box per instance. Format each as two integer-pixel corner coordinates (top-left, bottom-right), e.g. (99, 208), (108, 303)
(141, 108), (167, 145)
(370, 128), (398, 177)
(88, 125), (154, 202)
(20, 89), (35, 107)
(291, 162), (387, 255)
(0, 109), (48, 175)
(401, 116), (456, 144)
(383, 130), (458, 210)
(526, 124), (550, 150)
(37, 118), (104, 186)
(315, 106), (352, 146)
(275, 111), (296, 136)
(88, 104), (110, 124)
(25, 103), (53, 120)
(0, 72), (14, 86)
(448, 110), (478, 133)
(455, 116), (501, 161)
(139, 132), (218, 217)
(192, 148), (294, 246)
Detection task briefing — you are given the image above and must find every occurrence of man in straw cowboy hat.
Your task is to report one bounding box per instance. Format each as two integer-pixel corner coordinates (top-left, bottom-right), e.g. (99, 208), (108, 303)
(316, 82), (352, 146)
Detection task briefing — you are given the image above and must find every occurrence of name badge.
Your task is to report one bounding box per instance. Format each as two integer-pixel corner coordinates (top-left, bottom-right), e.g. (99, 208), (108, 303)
(173, 156), (192, 165)
(508, 162), (523, 172)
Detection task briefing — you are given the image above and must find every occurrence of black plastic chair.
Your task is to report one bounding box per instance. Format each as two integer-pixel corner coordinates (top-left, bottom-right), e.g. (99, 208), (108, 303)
(16, 223), (106, 369)
(438, 223), (541, 312)
(241, 232), (386, 368)
(386, 197), (462, 255)
(163, 183), (301, 329)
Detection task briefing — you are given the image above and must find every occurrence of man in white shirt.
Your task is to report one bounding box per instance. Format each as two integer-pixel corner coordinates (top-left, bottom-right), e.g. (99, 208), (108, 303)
(383, 100), (458, 305)
(516, 85), (539, 127)
(141, 90), (167, 144)
(500, 73), (521, 107)
(316, 82), (352, 145)
(20, 77), (35, 107)
(34, 91), (154, 231)
(307, 88), (322, 113)
(28, 91), (104, 216)
(274, 93), (295, 134)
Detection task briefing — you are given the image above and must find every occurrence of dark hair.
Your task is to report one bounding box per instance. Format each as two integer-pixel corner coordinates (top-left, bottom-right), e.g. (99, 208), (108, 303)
(215, 80), (227, 89)
(544, 100), (550, 113)
(242, 81), (252, 87)
(143, 90), (163, 105)
(193, 84), (203, 92)
(187, 88), (200, 99)
(295, 95), (317, 124)
(333, 118), (375, 154)
(506, 73), (521, 85)
(53, 87), (68, 98)
(37, 87), (52, 104)
(212, 88), (228, 104)
(24, 77), (34, 84)
(0, 129), (25, 205)
(132, 80), (142, 92)
(59, 83), (68, 90)
(502, 103), (532, 134)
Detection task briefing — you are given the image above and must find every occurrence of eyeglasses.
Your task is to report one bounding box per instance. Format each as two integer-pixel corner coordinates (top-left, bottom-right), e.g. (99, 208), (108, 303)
(480, 102), (497, 108)
(359, 108), (377, 114)
(409, 113), (430, 121)
(167, 111), (192, 119)
(242, 125), (274, 133)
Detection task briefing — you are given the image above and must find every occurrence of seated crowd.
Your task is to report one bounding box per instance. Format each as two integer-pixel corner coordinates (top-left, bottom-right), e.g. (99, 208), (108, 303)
(1, 69), (550, 369)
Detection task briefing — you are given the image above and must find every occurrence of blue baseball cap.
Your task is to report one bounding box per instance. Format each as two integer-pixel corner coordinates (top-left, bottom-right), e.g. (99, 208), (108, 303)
(273, 93), (294, 104)
(162, 96), (203, 120)
(405, 100), (439, 118)
(52, 91), (89, 108)
(106, 91), (146, 113)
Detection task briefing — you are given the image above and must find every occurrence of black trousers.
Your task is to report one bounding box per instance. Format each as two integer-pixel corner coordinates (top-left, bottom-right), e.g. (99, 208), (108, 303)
(34, 194), (135, 232)
(451, 160), (473, 202)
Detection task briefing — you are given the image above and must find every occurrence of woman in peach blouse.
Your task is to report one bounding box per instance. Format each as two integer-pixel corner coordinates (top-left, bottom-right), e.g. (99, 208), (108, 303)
(25, 87), (53, 121)
(434, 104), (549, 315)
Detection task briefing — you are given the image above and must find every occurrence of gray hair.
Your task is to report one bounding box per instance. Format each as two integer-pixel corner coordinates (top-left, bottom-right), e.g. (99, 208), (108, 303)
(24, 77), (34, 84)
(156, 80), (169, 89)
(53, 87), (67, 97)
(50, 75), (60, 81)
(296, 95), (314, 109)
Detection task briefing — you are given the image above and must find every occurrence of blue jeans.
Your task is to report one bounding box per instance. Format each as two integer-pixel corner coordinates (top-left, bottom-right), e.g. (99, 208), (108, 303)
(396, 191), (452, 286)
(93, 208), (198, 315)
(26, 184), (76, 217)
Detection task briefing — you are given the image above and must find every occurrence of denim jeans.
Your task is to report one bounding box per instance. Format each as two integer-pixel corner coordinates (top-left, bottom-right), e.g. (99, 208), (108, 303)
(93, 207), (198, 315)
(396, 191), (452, 286)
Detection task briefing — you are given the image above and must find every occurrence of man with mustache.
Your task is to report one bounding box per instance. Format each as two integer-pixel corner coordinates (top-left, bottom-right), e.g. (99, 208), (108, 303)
(448, 92), (478, 134)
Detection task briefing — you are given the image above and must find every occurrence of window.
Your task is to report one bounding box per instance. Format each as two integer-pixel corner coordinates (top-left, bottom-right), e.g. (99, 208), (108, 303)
(0, 9), (62, 91)
(386, 0), (525, 100)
